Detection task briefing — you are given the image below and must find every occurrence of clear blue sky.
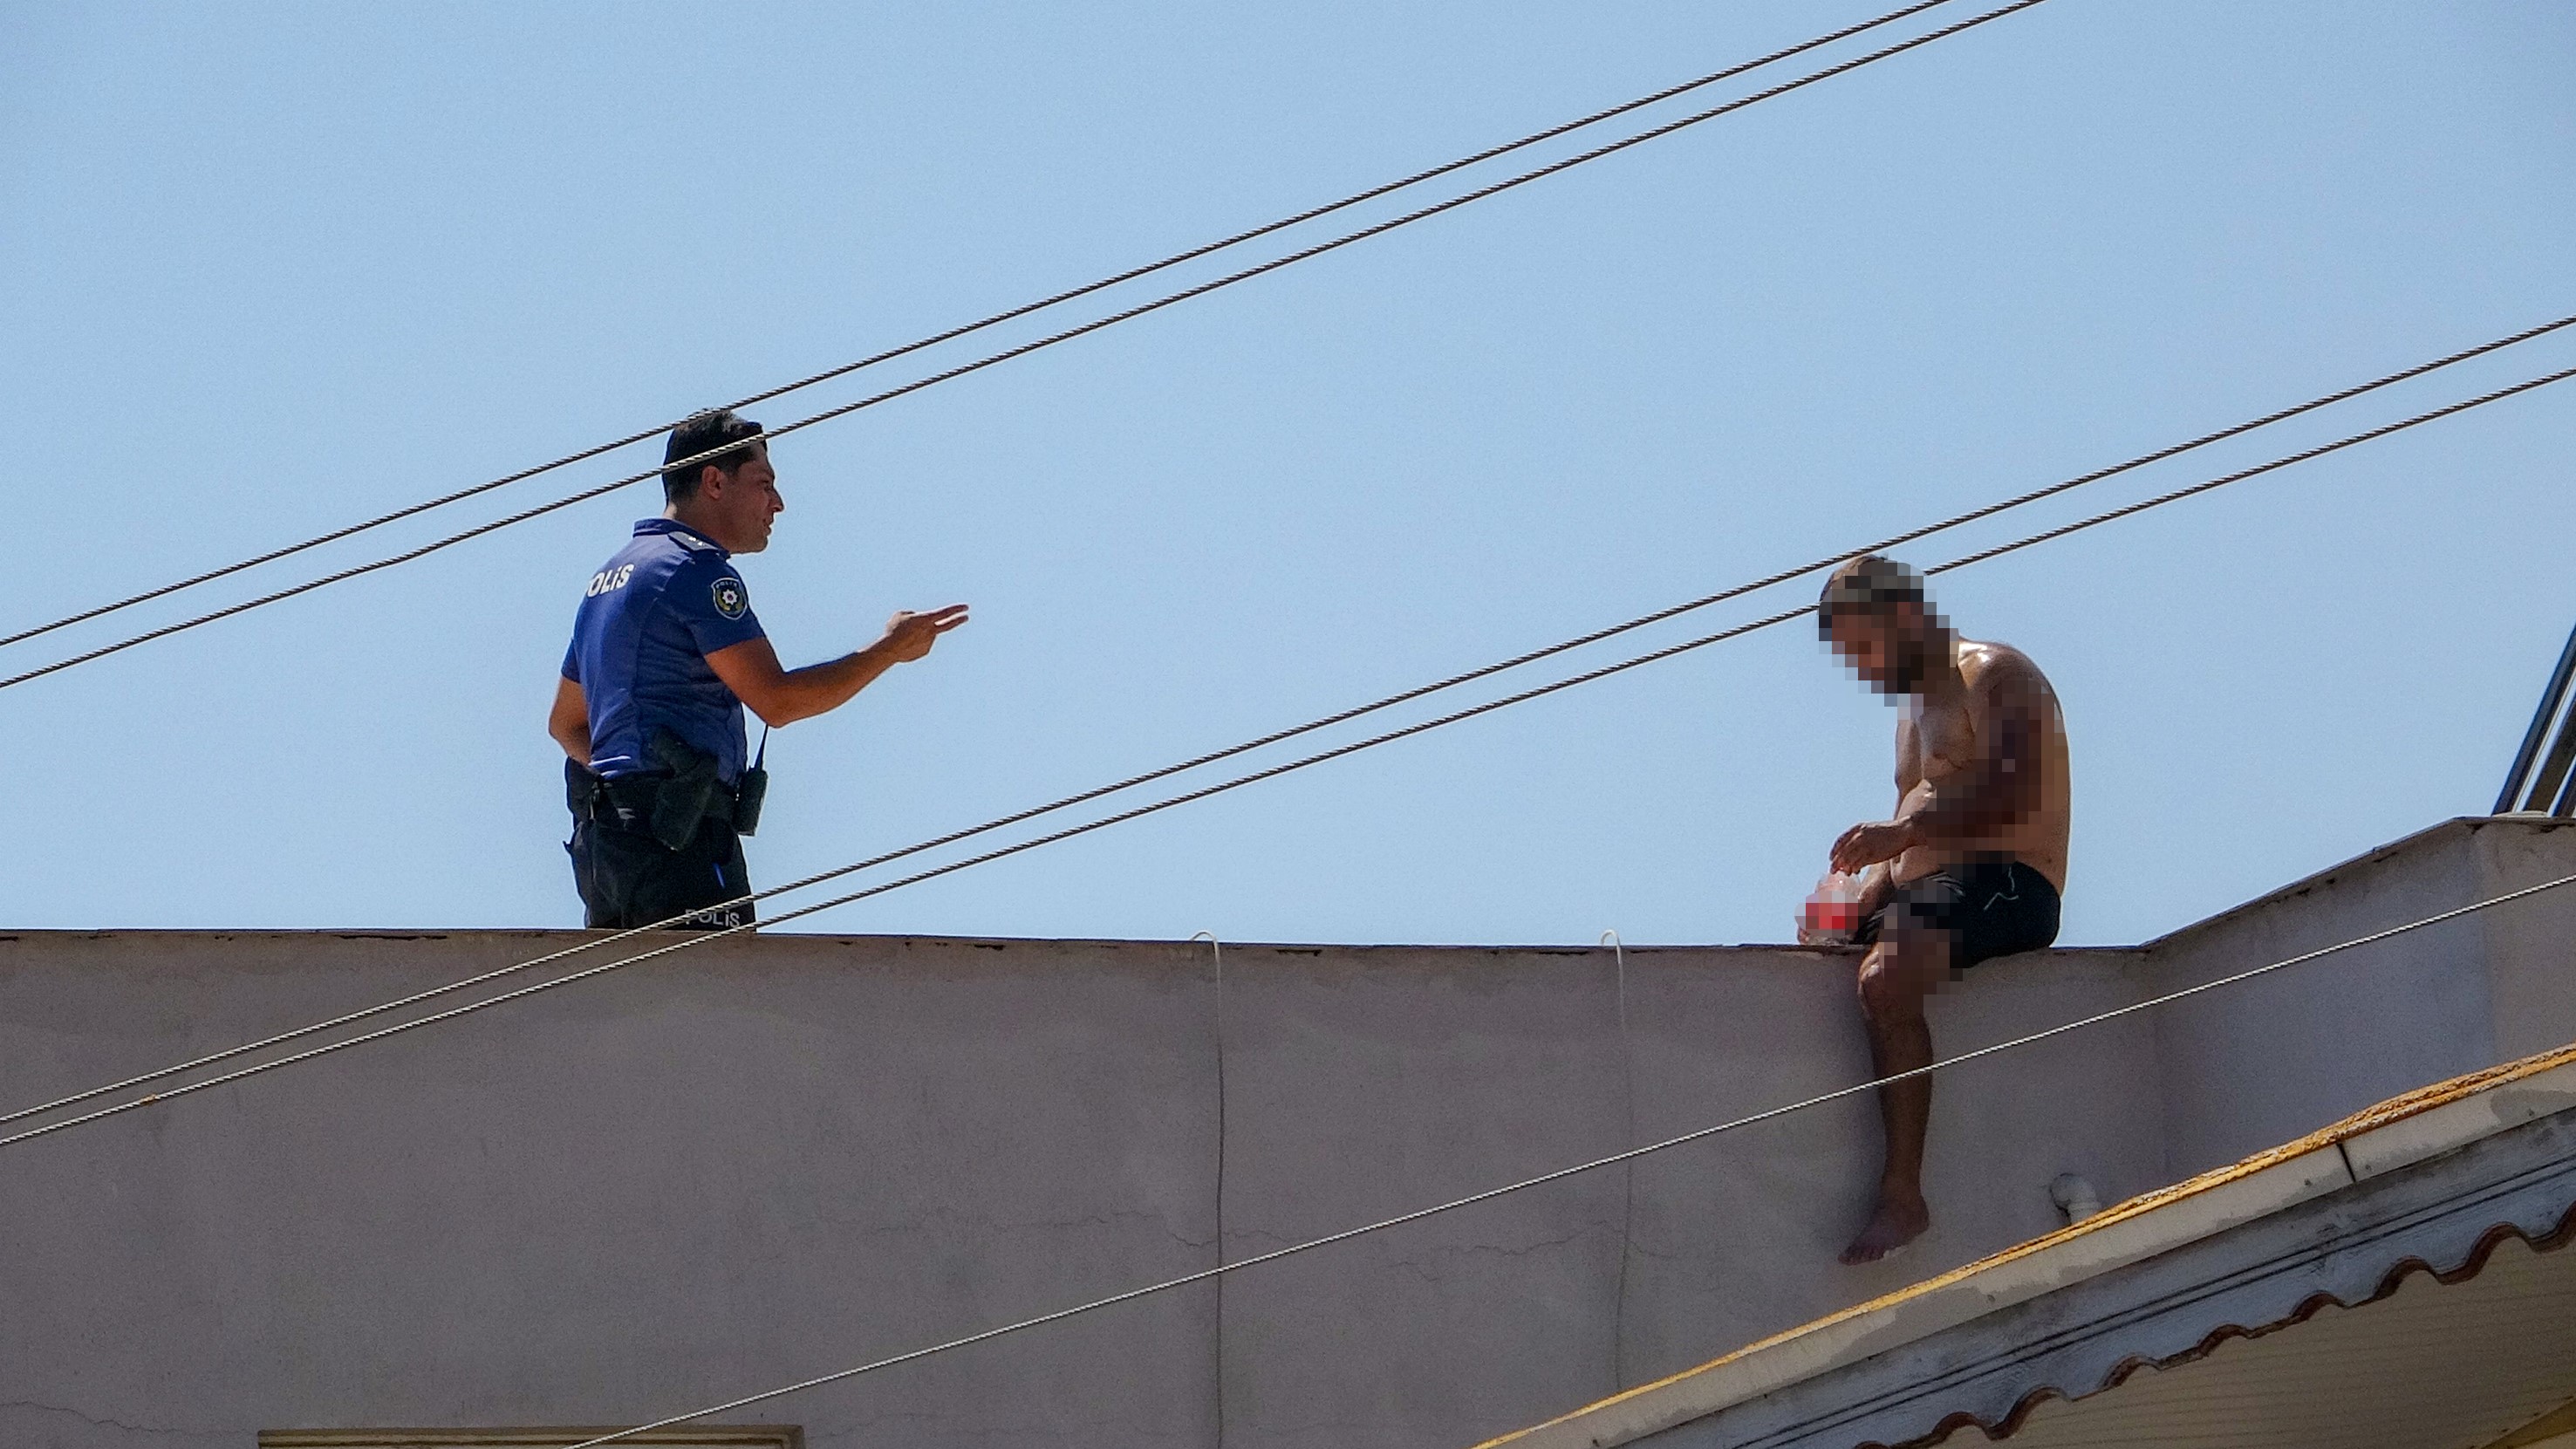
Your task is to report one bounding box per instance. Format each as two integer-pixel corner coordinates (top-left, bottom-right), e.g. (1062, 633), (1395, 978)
(3, 1), (2571, 946)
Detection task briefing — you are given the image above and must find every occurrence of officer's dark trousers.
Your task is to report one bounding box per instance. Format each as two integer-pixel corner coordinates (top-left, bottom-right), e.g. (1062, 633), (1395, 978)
(568, 813), (755, 931)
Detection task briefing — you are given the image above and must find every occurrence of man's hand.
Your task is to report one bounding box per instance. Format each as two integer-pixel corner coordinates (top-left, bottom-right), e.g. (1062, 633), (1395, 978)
(1830, 818), (1917, 874)
(878, 605), (970, 663)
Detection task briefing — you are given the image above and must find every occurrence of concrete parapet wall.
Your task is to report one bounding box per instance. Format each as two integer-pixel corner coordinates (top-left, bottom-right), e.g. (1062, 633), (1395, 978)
(2142, 816), (2576, 1179)
(0, 818), (2565, 1449)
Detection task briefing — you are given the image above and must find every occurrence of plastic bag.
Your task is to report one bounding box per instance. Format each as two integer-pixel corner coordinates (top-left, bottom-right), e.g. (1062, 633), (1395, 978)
(1797, 871), (1866, 947)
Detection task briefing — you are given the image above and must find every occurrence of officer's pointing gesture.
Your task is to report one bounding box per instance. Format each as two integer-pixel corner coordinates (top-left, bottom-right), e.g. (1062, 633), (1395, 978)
(881, 605), (971, 663)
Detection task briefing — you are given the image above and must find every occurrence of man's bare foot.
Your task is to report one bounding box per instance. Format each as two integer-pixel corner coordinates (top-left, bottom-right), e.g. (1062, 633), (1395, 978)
(1840, 1192), (1930, 1265)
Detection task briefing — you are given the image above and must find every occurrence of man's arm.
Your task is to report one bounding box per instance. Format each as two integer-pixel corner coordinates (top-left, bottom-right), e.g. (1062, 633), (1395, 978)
(549, 676), (592, 765)
(706, 605), (969, 728)
(1849, 722), (1923, 911)
(1850, 860), (1896, 916)
(1831, 658), (2045, 871)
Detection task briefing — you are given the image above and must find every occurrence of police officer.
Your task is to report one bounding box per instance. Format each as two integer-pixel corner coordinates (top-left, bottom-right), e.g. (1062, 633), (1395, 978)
(549, 408), (967, 928)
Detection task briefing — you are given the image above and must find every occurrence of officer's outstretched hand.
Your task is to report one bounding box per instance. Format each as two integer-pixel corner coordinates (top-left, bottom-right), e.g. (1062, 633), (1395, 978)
(879, 605), (970, 663)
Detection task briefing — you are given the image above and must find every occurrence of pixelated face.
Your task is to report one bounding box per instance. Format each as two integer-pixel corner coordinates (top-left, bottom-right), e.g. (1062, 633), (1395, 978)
(1827, 604), (1937, 695)
(705, 442), (782, 553)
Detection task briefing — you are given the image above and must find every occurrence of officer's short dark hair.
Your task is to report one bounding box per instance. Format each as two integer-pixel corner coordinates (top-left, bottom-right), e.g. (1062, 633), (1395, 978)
(1817, 555), (1926, 637)
(662, 409), (766, 503)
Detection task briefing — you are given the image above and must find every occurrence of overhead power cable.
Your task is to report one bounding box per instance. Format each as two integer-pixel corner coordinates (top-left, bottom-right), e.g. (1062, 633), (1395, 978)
(6, 358), (2566, 1154)
(0, 0), (2053, 695)
(551, 870), (2576, 1449)
(7, 318), (2566, 1136)
(0, 0), (1965, 659)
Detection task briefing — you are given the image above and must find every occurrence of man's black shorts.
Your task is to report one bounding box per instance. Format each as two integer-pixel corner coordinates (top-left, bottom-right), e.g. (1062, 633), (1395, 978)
(567, 813), (755, 931)
(1853, 858), (2060, 969)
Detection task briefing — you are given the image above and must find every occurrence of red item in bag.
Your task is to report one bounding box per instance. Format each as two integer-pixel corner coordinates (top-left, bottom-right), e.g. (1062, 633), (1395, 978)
(1800, 872), (1865, 941)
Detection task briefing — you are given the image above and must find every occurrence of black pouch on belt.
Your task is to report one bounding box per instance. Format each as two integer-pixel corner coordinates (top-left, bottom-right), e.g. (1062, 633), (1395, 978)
(733, 727), (769, 837)
(644, 728), (723, 851)
(564, 757), (603, 817)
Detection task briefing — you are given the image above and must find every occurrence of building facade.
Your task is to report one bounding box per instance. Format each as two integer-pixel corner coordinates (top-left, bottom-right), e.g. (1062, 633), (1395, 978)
(2, 817), (2570, 1448)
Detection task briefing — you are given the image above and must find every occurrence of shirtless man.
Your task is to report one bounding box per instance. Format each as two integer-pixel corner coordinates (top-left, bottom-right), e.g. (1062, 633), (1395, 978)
(1811, 556), (2071, 1265)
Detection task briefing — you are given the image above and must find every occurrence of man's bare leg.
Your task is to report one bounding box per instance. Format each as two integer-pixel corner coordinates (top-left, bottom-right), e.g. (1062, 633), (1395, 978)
(1841, 914), (1950, 1264)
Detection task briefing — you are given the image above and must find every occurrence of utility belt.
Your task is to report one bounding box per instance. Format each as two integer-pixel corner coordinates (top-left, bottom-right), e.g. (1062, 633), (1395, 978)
(568, 728), (768, 849)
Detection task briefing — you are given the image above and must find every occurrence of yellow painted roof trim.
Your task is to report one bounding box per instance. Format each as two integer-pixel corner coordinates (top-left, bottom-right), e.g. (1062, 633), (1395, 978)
(1479, 1038), (2576, 1449)
(2484, 1394), (2576, 1449)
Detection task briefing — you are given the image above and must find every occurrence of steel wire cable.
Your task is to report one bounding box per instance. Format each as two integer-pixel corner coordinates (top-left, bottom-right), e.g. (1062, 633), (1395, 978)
(0, 0), (2054, 696)
(9, 316), (2566, 1137)
(0, 0), (1965, 658)
(553, 868), (2576, 1449)
(8, 359), (2566, 1154)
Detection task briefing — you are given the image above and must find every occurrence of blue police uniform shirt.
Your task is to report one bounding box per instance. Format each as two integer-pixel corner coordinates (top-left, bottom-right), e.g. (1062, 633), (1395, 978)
(562, 518), (768, 784)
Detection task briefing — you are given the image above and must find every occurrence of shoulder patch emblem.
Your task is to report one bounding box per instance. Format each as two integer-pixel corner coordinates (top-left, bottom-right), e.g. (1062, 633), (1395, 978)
(711, 576), (749, 620)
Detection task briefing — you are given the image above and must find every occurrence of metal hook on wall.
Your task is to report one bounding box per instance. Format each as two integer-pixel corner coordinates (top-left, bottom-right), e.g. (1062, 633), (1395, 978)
(1188, 929), (1229, 1449)
(1599, 929), (1630, 1050)
(1600, 928), (1639, 1391)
